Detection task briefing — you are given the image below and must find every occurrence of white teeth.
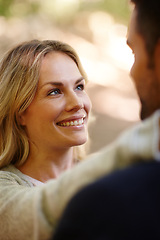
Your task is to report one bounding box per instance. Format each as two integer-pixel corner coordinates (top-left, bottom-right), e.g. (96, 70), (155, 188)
(58, 118), (84, 127)
(79, 119), (83, 125)
(74, 121), (78, 126)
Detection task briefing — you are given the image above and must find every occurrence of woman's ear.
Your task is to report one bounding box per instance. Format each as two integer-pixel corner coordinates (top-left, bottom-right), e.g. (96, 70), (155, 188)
(18, 112), (26, 126)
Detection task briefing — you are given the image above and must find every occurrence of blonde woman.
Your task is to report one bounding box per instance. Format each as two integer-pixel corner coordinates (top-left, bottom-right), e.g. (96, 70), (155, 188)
(0, 40), (159, 240)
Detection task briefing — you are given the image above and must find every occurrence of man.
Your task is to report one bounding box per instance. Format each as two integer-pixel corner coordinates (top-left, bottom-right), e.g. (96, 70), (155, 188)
(52, 0), (160, 239)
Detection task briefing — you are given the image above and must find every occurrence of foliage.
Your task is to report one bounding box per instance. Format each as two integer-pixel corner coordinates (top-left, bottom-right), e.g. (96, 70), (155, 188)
(0, 0), (14, 17)
(0, 0), (40, 18)
(0, 0), (130, 24)
(99, 0), (131, 24)
(79, 0), (130, 24)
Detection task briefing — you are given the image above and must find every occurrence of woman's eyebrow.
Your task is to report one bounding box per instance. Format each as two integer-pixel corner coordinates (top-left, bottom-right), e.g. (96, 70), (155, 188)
(75, 77), (85, 84)
(40, 77), (85, 89)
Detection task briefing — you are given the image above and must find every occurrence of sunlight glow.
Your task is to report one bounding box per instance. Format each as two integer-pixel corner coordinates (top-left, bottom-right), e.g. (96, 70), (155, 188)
(41, 0), (79, 18)
(107, 24), (134, 71)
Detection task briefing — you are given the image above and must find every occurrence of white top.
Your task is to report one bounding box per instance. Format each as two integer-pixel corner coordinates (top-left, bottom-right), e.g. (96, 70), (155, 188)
(21, 172), (44, 186)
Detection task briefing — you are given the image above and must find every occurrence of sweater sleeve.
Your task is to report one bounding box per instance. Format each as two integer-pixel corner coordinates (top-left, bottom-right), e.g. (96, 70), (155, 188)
(0, 111), (159, 240)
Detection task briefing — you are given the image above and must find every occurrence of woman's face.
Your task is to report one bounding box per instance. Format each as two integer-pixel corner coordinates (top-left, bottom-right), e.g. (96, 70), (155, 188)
(20, 52), (91, 152)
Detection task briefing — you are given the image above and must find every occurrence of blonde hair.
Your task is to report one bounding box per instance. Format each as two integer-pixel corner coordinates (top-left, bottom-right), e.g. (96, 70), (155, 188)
(0, 40), (88, 168)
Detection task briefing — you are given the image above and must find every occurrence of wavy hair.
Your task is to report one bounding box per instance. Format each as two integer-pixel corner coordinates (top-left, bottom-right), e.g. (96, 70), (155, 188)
(0, 40), (88, 168)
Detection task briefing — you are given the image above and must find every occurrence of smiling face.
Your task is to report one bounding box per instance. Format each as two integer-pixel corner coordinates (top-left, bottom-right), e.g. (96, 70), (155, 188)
(20, 51), (91, 153)
(127, 8), (160, 120)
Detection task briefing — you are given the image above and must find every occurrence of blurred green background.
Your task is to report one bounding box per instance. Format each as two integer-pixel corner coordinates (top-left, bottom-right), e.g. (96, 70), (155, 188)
(0, 0), (130, 23)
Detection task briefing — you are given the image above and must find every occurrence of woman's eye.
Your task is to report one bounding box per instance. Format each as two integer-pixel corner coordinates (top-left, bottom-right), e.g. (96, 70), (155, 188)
(48, 88), (61, 96)
(76, 84), (84, 91)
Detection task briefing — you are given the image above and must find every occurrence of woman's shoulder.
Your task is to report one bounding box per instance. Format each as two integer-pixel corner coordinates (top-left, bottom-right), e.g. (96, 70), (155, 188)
(0, 164), (34, 187)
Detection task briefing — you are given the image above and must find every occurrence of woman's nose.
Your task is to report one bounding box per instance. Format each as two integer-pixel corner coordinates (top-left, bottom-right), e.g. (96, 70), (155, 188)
(65, 92), (83, 112)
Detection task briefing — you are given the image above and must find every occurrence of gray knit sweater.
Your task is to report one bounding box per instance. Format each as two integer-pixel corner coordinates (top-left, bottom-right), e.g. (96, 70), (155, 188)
(0, 111), (160, 240)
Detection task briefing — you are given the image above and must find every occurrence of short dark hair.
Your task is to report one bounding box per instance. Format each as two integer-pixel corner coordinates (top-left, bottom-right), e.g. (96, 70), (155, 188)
(130, 0), (160, 57)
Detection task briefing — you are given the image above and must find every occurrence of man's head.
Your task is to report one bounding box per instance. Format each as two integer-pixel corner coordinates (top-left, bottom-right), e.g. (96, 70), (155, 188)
(127, 0), (160, 119)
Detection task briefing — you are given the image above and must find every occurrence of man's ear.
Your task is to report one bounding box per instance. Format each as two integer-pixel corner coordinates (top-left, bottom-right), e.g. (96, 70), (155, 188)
(154, 39), (160, 80)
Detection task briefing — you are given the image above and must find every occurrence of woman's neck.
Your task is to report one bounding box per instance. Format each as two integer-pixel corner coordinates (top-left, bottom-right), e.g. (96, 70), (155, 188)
(17, 148), (74, 182)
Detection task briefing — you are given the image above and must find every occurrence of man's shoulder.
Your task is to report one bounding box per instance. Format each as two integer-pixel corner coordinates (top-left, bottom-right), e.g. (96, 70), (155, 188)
(104, 160), (160, 182)
(91, 161), (160, 193)
(54, 161), (160, 240)
(70, 161), (160, 207)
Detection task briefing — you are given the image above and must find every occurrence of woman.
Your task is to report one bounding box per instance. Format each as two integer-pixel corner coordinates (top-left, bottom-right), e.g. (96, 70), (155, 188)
(0, 39), (90, 174)
(0, 40), (159, 240)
